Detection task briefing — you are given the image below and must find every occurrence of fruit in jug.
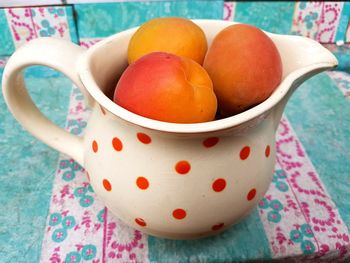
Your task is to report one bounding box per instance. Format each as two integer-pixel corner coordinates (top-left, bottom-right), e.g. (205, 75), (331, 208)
(203, 24), (283, 116)
(114, 52), (217, 123)
(128, 17), (208, 65)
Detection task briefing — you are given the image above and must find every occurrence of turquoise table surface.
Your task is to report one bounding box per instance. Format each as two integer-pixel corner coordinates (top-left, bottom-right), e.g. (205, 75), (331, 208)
(1, 65), (350, 262)
(0, 68), (71, 262)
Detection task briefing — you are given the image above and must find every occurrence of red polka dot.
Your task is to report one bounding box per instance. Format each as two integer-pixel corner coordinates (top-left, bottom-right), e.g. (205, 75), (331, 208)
(212, 178), (226, 192)
(99, 105), (106, 115)
(137, 133), (151, 144)
(135, 218), (146, 227)
(112, 137), (123, 151)
(240, 146), (250, 160)
(247, 188), (256, 201)
(172, 209), (186, 219)
(103, 179), (112, 191)
(175, 161), (191, 174)
(265, 145), (270, 157)
(92, 140), (98, 153)
(203, 137), (219, 148)
(136, 177), (149, 190)
(212, 223), (224, 231)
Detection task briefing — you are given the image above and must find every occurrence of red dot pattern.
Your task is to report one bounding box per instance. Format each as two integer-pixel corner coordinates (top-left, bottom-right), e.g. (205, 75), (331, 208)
(135, 218), (146, 227)
(203, 137), (219, 148)
(175, 160), (191, 174)
(212, 223), (224, 231)
(137, 133), (152, 144)
(92, 140), (98, 153)
(240, 146), (250, 160)
(212, 178), (226, 192)
(112, 137), (123, 151)
(136, 177), (149, 190)
(103, 179), (112, 191)
(247, 188), (257, 201)
(265, 145), (270, 158)
(96, 137), (266, 230)
(173, 209), (187, 220)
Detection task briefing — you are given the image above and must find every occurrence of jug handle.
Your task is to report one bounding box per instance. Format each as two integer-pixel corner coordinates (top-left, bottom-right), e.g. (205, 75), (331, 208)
(2, 37), (90, 167)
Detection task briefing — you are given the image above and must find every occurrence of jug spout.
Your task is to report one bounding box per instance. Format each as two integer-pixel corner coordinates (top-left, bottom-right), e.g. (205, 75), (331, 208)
(270, 34), (338, 129)
(274, 34), (338, 78)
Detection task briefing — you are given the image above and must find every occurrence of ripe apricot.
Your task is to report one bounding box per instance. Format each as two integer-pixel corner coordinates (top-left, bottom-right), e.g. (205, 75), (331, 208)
(114, 52), (217, 123)
(203, 24), (282, 116)
(128, 17), (208, 65)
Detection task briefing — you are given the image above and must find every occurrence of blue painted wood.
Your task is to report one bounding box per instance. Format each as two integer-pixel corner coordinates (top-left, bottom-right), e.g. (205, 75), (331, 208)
(234, 2), (295, 34)
(75, 0), (224, 38)
(335, 2), (350, 43)
(0, 9), (15, 56)
(0, 71), (72, 263)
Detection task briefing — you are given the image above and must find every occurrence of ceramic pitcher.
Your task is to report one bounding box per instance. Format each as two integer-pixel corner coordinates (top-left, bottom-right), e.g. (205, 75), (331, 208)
(2, 20), (338, 239)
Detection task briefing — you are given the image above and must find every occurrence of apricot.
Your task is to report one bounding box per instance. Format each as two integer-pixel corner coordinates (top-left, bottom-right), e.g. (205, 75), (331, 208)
(203, 24), (282, 116)
(128, 17), (208, 65)
(114, 52), (217, 123)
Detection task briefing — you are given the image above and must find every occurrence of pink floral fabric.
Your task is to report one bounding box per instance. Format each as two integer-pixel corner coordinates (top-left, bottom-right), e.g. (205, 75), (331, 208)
(259, 117), (350, 262)
(4, 6), (74, 49)
(291, 2), (344, 43)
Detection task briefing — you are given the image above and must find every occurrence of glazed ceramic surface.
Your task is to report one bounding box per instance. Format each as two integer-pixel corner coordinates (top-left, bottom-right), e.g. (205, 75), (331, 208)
(2, 20), (337, 239)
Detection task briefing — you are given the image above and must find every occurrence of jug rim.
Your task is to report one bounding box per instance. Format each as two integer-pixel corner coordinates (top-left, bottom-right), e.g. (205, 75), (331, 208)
(78, 19), (337, 134)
